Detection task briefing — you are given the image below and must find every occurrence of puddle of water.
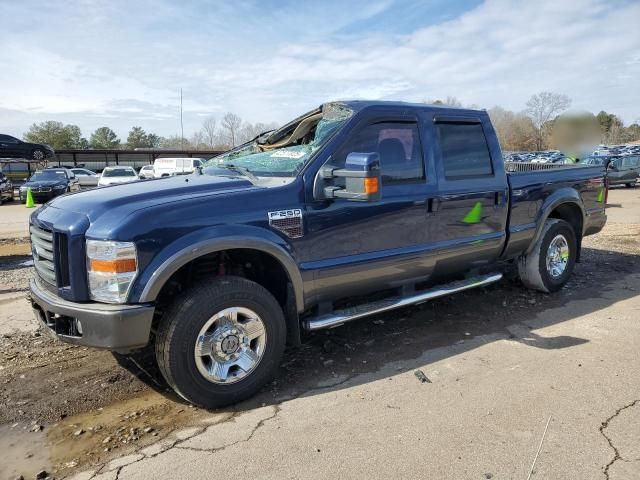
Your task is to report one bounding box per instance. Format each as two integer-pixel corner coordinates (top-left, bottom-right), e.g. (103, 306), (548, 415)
(0, 422), (51, 479)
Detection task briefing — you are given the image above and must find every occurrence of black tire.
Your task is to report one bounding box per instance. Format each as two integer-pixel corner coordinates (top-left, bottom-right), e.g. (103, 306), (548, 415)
(31, 149), (45, 160)
(155, 276), (286, 408)
(625, 182), (636, 188)
(517, 218), (577, 293)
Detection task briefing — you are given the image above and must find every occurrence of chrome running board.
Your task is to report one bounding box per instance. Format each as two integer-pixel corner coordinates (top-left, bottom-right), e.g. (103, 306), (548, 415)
(303, 273), (503, 331)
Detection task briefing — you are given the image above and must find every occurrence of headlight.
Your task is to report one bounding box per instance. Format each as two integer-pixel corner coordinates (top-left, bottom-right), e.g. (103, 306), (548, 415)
(86, 240), (138, 303)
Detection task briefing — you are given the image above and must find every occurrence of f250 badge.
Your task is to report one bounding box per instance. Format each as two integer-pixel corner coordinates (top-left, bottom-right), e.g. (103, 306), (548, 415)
(268, 209), (304, 239)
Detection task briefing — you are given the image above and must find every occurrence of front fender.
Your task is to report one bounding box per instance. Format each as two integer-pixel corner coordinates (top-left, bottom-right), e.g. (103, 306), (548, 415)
(526, 187), (585, 254)
(130, 225), (304, 311)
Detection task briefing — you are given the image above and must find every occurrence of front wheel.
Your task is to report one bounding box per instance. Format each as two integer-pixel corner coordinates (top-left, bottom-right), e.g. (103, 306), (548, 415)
(155, 276), (286, 408)
(31, 149), (45, 160)
(625, 182), (636, 188)
(517, 218), (577, 293)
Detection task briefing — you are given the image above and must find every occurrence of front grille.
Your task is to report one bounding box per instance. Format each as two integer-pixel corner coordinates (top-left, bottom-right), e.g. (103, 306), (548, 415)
(30, 225), (56, 286)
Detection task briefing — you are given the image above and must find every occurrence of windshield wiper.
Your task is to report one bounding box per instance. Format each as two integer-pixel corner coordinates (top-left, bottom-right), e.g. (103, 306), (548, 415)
(218, 164), (259, 182)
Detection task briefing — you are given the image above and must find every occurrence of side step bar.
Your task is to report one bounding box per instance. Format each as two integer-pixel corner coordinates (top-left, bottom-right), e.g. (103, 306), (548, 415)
(303, 273), (503, 331)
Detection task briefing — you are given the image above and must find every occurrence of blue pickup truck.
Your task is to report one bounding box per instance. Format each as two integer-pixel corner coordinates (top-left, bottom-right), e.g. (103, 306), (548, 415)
(28, 101), (607, 407)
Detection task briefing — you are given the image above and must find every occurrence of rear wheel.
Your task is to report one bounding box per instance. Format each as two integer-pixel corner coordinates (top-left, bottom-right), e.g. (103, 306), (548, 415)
(517, 218), (577, 293)
(155, 276), (286, 408)
(625, 182), (636, 188)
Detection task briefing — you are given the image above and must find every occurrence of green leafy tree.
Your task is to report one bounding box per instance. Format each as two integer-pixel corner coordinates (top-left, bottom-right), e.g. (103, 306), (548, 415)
(147, 133), (163, 148)
(24, 121), (86, 149)
(126, 126), (150, 148)
(160, 135), (191, 148)
(89, 127), (120, 149)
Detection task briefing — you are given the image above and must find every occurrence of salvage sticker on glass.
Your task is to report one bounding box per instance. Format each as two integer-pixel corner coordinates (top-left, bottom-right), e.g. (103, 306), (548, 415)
(270, 150), (306, 159)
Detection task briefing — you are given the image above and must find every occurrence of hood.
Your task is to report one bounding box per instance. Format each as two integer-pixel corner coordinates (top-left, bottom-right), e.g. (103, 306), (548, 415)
(24, 179), (67, 188)
(48, 173), (257, 223)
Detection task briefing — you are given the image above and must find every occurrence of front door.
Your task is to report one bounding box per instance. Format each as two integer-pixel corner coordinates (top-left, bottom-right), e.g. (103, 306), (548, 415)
(300, 112), (437, 304)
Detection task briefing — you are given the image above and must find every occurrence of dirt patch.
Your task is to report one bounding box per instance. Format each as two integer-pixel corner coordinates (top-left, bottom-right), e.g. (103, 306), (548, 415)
(0, 223), (639, 478)
(0, 241), (31, 257)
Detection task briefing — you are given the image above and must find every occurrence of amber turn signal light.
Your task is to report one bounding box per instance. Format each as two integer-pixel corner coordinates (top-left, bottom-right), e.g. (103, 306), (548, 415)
(364, 177), (379, 194)
(90, 258), (137, 273)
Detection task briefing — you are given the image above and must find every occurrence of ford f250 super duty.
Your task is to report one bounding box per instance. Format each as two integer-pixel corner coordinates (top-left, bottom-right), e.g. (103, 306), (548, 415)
(28, 101), (607, 408)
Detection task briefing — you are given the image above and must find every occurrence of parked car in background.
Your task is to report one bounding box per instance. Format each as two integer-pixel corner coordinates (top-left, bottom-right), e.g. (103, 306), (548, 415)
(0, 134), (55, 160)
(98, 166), (139, 186)
(153, 157), (205, 178)
(580, 155), (639, 187)
(0, 171), (13, 204)
(71, 168), (100, 188)
(138, 165), (155, 179)
(19, 168), (80, 203)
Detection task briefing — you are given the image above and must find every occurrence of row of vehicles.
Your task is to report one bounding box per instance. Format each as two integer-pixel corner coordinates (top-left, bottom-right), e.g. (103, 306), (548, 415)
(504, 149), (640, 188)
(2, 157), (209, 204)
(504, 150), (573, 164)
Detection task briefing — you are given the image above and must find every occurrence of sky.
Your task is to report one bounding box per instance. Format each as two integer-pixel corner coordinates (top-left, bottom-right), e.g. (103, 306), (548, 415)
(1, 0), (639, 140)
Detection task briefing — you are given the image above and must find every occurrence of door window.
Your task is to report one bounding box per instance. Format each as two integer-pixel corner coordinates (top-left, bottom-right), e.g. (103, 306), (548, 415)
(332, 122), (425, 184)
(436, 123), (493, 179)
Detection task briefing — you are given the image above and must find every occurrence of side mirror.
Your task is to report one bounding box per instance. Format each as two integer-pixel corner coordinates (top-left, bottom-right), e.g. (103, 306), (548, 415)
(319, 152), (381, 202)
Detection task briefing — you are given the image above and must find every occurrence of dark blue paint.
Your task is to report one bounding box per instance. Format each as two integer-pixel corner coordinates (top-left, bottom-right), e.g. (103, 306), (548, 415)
(31, 101), (607, 313)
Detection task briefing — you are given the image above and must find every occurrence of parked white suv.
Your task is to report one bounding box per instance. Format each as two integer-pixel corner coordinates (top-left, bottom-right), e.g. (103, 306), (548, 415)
(153, 157), (205, 178)
(98, 166), (139, 186)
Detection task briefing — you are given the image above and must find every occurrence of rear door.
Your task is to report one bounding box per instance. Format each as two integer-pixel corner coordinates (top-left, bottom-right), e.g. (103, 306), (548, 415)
(428, 114), (508, 273)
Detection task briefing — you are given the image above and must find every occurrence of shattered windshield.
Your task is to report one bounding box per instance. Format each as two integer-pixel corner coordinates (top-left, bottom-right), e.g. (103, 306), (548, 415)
(203, 103), (353, 177)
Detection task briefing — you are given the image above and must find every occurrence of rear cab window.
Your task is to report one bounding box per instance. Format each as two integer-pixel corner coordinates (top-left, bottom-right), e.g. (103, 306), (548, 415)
(435, 122), (494, 179)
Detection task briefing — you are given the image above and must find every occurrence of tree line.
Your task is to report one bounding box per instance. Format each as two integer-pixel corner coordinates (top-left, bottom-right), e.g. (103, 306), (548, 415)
(22, 113), (278, 151)
(22, 93), (640, 153)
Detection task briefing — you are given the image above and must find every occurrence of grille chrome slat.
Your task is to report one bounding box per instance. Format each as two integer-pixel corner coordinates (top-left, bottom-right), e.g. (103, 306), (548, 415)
(30, 224), (57, 287)
(29, 226), (53, 242)
(31, 235), (54, 252)
(34, 262), (57, 283)
(34, 247), (54, 261)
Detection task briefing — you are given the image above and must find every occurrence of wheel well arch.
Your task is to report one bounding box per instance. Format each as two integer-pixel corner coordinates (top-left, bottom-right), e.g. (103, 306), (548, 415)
(148, 246), (303, 345)
(545, 201), (584, 260)
(548, 202), (583, 236)
(156, 248), (290, 305)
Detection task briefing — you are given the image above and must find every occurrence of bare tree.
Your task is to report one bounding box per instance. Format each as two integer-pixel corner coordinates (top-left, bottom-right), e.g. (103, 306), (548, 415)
(201, 117), (217, 147)
(190, 131), (207, 150)
(221, 112), (242, 147)
(488, 106), (536, 151)
(525, 92), (571, 150)
(427, 96), (462, 107)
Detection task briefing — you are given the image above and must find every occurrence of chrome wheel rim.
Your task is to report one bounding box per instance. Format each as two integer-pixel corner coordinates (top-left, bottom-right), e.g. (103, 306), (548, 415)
(194, 307), (267, 384)
(546, 234), (569, 278)
(33, 150), (44, 160)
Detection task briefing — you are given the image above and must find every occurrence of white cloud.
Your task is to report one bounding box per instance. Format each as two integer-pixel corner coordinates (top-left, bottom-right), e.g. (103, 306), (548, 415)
(0, 0), (639, 138)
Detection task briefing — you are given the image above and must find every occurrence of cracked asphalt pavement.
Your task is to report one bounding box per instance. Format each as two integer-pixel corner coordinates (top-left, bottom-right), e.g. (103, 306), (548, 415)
(2, 188), (640, 480)
(68, 271), (640, 480)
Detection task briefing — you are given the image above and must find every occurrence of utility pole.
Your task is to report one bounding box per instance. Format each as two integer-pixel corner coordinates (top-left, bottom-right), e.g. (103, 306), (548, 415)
(180, 88), (184, 149)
